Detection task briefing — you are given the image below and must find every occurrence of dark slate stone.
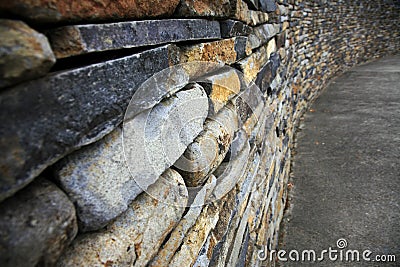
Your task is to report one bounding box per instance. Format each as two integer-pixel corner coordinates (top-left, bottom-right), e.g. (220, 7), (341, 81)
(255, 61), (273, 94)
(270, 52), (281, 78)
(237, 225), (250, 267)
(276, 31), (286, 48)
(48, 19), (221, 58)
(219, 20), (252, 38)
(259, 0), (277, 12)
(234, 36), (251, 60)
(0, 45), (179, 202)
(0, 178), (78, 267)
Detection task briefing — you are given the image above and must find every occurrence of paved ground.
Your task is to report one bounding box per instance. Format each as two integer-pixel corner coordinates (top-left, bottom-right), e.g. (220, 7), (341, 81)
(279, 55), (400, 266)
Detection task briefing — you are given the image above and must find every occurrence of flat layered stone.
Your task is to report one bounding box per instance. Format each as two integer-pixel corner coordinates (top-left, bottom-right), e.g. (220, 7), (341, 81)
(220, 20), (252, 38)
(149, 176), (217, 266)
(259, 0), (277, 12)
(249, 23), (279, 50)
(198, 67), (242, 115)
(123, 83), (208, 196)
(174, 105), (239, 187)
(54, 85), (207, 232)
(208, 148), (260, 266)
(0, 19), (55, 89)
(236, 40), (275, 82)
(0, 45), (179, 202)
(56, 169), (188, 267)
(212, 130), (250, 200)
(0, 0), (180, 23)
(0, 178), (78, 267)
(169, 203), (220, 267)
(179, 37), (252, 66)
(53, 128), (140, 232)
(234, 0), (269, 26)
(48, 19), (221, 58)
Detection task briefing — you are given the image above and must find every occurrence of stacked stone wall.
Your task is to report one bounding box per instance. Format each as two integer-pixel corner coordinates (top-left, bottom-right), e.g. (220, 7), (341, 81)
(0, 0), (398, 266)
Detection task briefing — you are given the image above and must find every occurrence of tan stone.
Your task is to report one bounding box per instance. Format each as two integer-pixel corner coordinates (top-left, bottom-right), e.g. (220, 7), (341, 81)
(174, 105), (239, 187)
(179, 37), (252, 66)
(168, 204), (220, 267)
(199, 67), (242, 114)
(0, 0), (180, 23)
(56, 169), (188, 267)
(236, 43), (271, 83)
(149, 176), (216, 266)
(0, 19), (55, 89)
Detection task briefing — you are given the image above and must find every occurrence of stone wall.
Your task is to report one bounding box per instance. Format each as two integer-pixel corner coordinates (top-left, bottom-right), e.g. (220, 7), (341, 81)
(0, 0), (398, 266)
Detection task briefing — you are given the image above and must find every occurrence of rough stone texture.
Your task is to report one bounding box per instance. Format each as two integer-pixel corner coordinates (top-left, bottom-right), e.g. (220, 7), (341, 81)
(176, 0), (268, 26)
(149, 176), (217, 266)
(0, 178), (78, 267)
(174, 105), (239, 187)
(0, 0), (180, 23)
(0, 0), (399, 266)
(233, 0), (269, 26)
(0, 19), (55, 89)
(198, 67), (242, 115)
(236, 41), (275, 82)
(54, 84), (208, 232)
(56, 169), (188, 267)
(219, 20), (252, 38)
(180, 37), (251, 66)
(175, 0), (232, 18)
(249, 23), (279, 50)
(0, 45), (179, 202)
(52, 128), (138, 232)
(259, 0), (276, 12)
(48, 19), (221, 58)
(124, 83), (208, 187)
(169, 203), (220, 267)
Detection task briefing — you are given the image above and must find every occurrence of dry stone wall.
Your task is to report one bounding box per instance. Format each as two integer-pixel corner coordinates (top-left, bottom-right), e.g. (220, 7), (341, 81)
(0, 0), (399, 266)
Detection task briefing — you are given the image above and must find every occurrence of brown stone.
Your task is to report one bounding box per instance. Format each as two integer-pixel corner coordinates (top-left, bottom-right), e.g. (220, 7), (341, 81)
(0, 0), (180, 23)
(179, 37), (252, 66)
(176, 0), (232, 17)
(0, 19), (55, 89)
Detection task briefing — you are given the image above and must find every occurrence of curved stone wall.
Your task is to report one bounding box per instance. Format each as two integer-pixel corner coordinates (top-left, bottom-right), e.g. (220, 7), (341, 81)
(0, 0), (398, 266)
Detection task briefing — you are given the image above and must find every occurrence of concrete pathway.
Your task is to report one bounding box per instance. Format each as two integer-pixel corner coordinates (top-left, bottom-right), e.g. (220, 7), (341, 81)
(279, 55), (400, 266)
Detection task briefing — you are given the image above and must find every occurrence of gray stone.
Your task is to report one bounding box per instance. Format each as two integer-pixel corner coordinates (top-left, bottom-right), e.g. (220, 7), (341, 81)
(124, 83), (209, 190)
(168, 203), (220, 267)
(48, 19), (221, 58)
(0, 19), (55, 89)
(0, 178), (78, 267)
(212, 130), (250, 200)
(219, 20), (252, 38)
(149, 176), (217, 266)
(231, 81), (266, 135)
(249, 23), (278, 50)
(174, 104), (239, 187)
(56, 168), (188, 267)
(0, 44), (179, 202)
(53, 128), (140, 232)
(208, 148), (260, 266)
(259, 0), (277, 12)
